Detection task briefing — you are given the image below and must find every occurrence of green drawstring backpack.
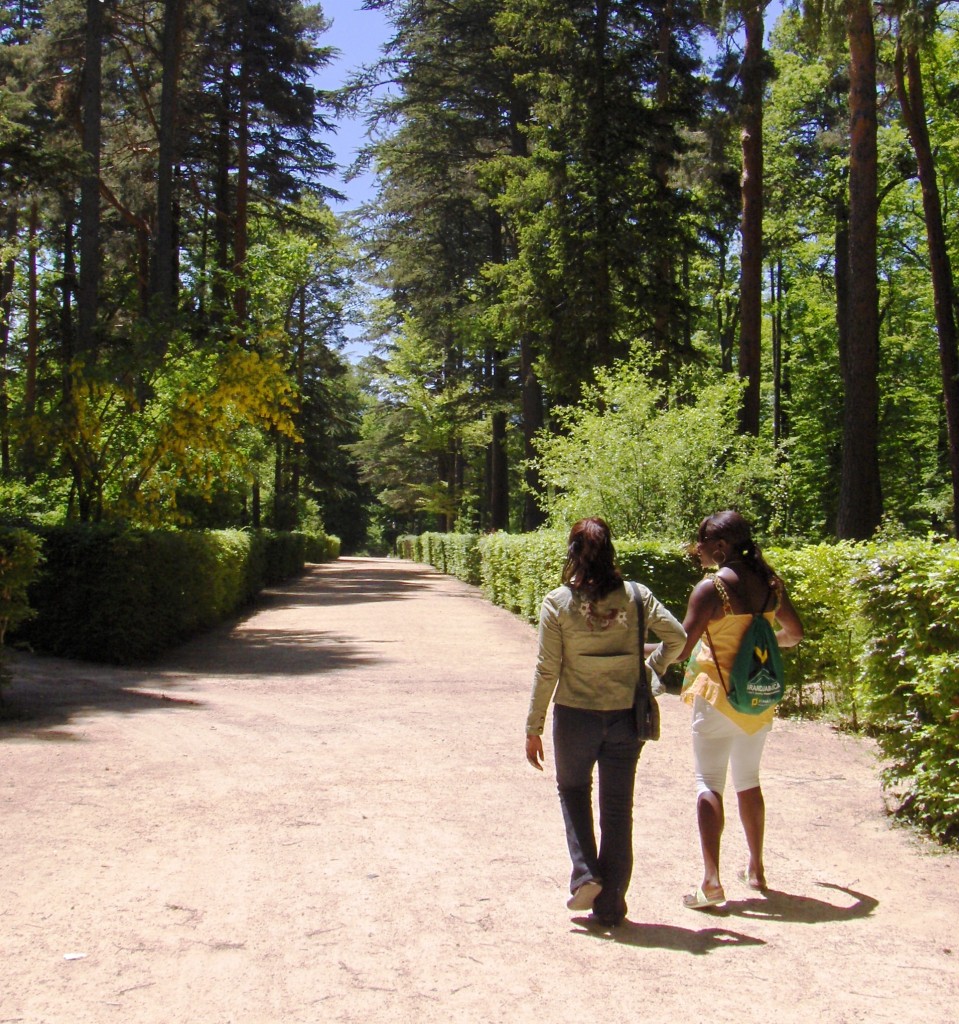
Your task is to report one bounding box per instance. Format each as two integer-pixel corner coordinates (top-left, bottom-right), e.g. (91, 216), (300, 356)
(708, 582), (785, 715)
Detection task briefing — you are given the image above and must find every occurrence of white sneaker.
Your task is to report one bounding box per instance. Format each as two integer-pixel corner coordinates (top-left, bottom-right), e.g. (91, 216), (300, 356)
(567, 880), (603, 911)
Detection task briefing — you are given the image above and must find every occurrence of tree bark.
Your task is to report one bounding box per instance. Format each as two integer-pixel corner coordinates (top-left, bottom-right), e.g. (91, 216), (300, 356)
(487, 211), (509, 532)
(0, 208), (16, 476)
(520, 334), (546, 532)
(651, 0), (675, 379)
(212, 68), (232, 324)
(838, 0), (882, 539)
(508, 92), (547, 532)
(737, 0), (765, 436)
(487, 358), (509, 528)
(150, 0), (186, 330)
(233, 23), (251, 338)
(771, 258), (782, 445)
(24, 200), (40, 454)
(77, 0), (104, 358)
(895, 39), (959, 537)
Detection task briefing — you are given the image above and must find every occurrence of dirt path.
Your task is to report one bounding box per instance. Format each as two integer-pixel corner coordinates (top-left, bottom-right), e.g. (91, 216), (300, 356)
(1, 556), (956, 1024)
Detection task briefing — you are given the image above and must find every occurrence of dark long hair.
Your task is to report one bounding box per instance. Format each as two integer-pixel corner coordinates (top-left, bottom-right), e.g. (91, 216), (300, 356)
(562, 517), (623, 600)
(697, 510), (779, 585)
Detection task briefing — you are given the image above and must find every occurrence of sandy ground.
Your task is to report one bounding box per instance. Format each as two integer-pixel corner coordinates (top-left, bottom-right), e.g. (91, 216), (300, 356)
(1, 555), (957, 1024)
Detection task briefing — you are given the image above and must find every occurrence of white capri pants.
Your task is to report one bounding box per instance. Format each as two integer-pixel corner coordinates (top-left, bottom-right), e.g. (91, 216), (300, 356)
(691, 696), (771, 796)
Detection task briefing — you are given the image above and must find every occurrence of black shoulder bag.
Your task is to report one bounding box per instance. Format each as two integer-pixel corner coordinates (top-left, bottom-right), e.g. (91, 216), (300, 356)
(629, 582), (660, 741)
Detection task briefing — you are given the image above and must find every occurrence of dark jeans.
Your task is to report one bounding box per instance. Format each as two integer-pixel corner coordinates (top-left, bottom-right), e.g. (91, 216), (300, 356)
(553, 704), (643, 924)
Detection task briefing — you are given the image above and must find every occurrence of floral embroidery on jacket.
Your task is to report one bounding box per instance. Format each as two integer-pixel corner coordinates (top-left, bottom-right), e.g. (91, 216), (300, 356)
(578, 600), (629, 631)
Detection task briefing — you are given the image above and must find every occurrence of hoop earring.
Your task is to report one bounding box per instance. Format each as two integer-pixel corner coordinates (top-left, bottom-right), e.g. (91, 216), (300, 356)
(715, 549), (726, 566)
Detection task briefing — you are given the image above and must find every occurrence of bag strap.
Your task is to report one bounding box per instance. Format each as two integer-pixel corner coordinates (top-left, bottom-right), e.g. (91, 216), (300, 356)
(704, 623), (729, 694)
(705, 573), (775, 696)
(628, 582), (648, 698)
(710, 570), (774, 616)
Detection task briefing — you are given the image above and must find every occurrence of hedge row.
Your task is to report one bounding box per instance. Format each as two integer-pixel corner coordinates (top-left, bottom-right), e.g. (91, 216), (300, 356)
(11, 525), (340, 665)
(0, 527), (43, 644)
(398, 531), (700, 623)
(399, 530), (959, 845)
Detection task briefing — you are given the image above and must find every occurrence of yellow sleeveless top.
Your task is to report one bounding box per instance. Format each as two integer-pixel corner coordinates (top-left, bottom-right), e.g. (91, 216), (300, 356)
(681, 575), (778, 735)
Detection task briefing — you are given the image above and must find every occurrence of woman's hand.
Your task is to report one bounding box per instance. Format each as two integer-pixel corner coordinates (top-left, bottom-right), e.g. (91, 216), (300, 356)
(525, 734), (544, 771)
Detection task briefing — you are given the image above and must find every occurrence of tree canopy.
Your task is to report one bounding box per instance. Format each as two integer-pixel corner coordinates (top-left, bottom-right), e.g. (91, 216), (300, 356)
(2, 0), (958, 548)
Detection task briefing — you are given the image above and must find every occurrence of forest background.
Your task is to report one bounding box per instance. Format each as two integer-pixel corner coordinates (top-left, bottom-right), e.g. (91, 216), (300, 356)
(1, 0), (959, 552)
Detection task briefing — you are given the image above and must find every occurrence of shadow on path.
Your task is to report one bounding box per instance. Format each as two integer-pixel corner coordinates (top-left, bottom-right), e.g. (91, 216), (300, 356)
(0, 659), (204, 739)
(568, 883), (875, 953)
(571, 917), (766, 955)
(258, 558), (446, 611)
(1, 559), (421, 736)
(718, 882), (879, 924)
(162, 628), (386, 677)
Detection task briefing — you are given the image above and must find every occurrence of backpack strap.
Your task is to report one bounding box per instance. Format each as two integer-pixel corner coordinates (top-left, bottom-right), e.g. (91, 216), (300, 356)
(707, 573), (734, 616)
(704, 623), (728, 694)
(712, 571), (776, 616)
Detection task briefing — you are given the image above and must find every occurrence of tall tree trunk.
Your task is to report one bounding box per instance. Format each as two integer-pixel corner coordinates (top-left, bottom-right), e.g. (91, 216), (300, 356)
(22, 200), (41, 476)
(60, 198), (77, 374)
(895, 38), (959, 537)
(233, 47), (251, 338)
(291, 288), (306, 509)
(838, 0), (881, 539)
(834, 198), (849, 371)
(771, 258), (782, 445)
(488, 211), (509, 531)
(738, 0), (765, 436)
(509, 92), (547, 532)
(489, 357), (509, 532)
(0, 208), (16, 476)
(651, 0), (675, 379)
(273, 430), (284, 527)
(520, 334), (546, 532)
(717, 234), (735, 373)
(587, 0), (613, 365)
(77, 0), (104, 358)
(150, 0), (186, 331)
(212, 71), (232, 325)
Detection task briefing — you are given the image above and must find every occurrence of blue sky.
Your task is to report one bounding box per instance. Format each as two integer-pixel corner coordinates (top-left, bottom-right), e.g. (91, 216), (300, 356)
(315, 1), (395, 210)
(313, 2), (789, 210)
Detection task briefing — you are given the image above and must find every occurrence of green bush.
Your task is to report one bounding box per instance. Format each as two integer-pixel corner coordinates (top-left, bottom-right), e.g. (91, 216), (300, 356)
(768, 543), (868, 722)
(0, 528), (43, 643)
(15, 525), (337, 664)
(477, 531), (567, 620)
(396, 533), (482, 585)
(304, 531), (341, 563)
(854, 540), (959, 844)
(0, 527), (43, 693)
(530, 364), (782, 541)
(410, 530), (696, 626)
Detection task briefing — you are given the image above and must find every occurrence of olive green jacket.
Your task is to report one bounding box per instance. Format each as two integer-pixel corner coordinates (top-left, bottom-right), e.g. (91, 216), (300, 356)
(525, 582), (687, 736)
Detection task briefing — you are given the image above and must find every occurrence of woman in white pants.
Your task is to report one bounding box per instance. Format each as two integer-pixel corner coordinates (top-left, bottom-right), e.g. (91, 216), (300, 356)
(677, 511), (803, 908)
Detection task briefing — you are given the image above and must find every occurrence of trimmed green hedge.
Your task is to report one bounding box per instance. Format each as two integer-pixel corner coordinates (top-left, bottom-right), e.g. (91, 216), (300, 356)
(0, 527), (43, 693)
(14, 525), (339, 664)
(400, 530), (959, 845)
(399, 531), (698, 622)
(853, 542), (959, 844)
(0, 527), (42, 644)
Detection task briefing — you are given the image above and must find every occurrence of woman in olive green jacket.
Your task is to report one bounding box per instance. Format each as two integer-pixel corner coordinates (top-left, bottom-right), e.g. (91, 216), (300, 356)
(525, 517), (686, 927)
